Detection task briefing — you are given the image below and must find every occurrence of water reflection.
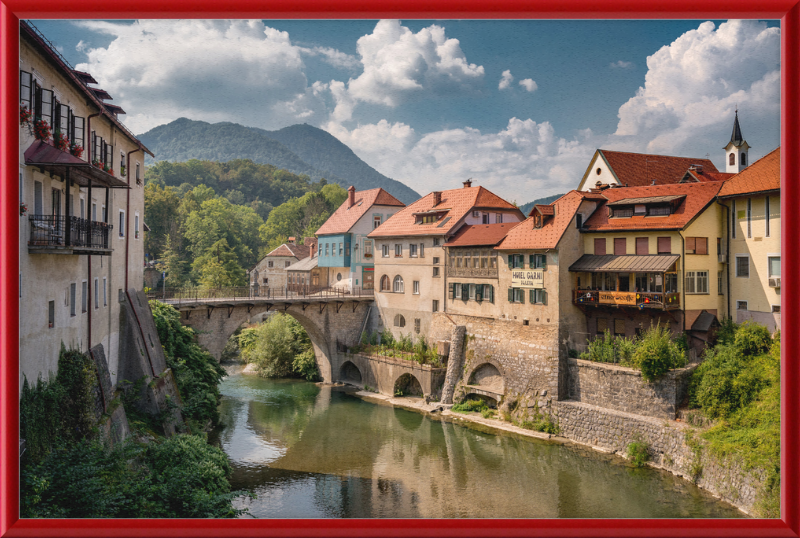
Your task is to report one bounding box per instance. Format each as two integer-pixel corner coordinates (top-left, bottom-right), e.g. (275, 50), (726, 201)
(210, 373), (744, 519)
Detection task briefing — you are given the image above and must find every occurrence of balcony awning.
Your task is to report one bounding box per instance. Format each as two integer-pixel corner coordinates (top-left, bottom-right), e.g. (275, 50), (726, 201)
(24, 140), (129, 189)
(569, 254), (680, 273)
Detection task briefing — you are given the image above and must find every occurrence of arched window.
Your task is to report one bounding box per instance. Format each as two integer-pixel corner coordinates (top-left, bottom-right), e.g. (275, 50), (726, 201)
(729, 153), (736, 166)
(741, 153), (747, 166)
(380, 275), (390, 291)
(393, 275), (404, 293)
(394, 314), (406, 327)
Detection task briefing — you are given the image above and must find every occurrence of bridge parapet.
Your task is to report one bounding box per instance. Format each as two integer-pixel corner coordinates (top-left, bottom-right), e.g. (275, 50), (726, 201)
(147, 286), (374, 307)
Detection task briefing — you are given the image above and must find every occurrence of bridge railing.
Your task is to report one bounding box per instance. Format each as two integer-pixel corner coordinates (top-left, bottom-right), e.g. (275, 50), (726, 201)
(146, 285), (375, 305)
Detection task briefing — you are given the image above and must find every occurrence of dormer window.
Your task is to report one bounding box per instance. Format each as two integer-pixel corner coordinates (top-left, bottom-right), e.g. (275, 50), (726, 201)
(634, 205), (646, 215)
(534, 214), (542, 228)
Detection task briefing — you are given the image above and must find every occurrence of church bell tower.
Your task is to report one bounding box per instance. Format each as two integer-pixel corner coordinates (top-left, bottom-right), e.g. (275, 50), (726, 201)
(724, 109), (750, 174)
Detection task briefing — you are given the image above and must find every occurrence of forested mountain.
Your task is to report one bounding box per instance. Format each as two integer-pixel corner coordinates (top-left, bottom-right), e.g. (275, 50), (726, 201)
(138, 119), (420, 204)
(518, 193), (567, 216)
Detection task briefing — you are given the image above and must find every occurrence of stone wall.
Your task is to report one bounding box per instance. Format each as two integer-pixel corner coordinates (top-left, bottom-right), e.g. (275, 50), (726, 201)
(428, 312), (561, 404)
(567, 359), (697, 419)
(551, 400), (766, 515)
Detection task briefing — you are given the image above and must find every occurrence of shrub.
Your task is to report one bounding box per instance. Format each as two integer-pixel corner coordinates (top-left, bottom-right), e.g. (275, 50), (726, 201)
(292, 349), (320, 381)
(380, 328), (395, 347)
(481, 408), (495, 419)
(627, 440), (650, 467)
(717, 316), (738, 346)
(237, 313), (314, 381)
(451, 399), (489, 413)
(734, 321), (772, 356)
(581, 330), (616, 363)
(630, 323), (686, 382)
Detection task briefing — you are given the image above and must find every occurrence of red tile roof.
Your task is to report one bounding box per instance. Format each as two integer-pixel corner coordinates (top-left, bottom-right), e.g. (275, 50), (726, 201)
(315, 188), (404, 236)
(496, 191), (588, 250)
(682, 169), (734, 183)
(718, 147), (780, 198)
(267, 243), (311, 259)
(533, 204), (555, 216)
(582, 182), (723, 232)
(368, 186), (523, 238)
(591, 150), (719, 188)
(444, 223), (515, 247)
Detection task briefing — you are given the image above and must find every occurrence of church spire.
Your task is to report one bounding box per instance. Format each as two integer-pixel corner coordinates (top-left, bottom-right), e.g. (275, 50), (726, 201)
(730, 108), (744, 146)
(724, 109), (750, 173)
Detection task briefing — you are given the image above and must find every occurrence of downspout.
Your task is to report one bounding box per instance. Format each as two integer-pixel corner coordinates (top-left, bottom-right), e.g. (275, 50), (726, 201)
(443, 242), (448, 313)
(716, 199), (731, 320)
(86, 112), (101, 349)
(125, 148), (142, 290)
(680, 233), (686, 333)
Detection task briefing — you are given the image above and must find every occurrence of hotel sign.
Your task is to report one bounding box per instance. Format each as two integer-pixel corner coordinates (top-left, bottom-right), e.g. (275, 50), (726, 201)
(598, 291), (637, 305)
(511, 270), (544, 289)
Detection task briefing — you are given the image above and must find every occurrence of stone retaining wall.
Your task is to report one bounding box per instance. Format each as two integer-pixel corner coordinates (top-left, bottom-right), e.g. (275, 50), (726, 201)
(567, 359), (697, 419)
(552, 400), (765, 515)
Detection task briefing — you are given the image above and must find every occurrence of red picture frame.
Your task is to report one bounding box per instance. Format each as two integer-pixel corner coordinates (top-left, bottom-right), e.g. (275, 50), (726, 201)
(1, 2), (798, 536)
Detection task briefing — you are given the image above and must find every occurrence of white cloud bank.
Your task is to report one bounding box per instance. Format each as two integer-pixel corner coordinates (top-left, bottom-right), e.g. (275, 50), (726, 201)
(498, 70), (514, 90)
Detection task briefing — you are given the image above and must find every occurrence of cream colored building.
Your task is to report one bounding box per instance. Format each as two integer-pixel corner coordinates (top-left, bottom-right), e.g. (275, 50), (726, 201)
(19, 21), (152, 391)
(718, 147), (781, 332)
(250, 237), (313, 294)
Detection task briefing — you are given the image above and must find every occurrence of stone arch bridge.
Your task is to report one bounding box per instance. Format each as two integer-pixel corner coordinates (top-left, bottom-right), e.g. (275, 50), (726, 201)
(150, 288), (374, 383)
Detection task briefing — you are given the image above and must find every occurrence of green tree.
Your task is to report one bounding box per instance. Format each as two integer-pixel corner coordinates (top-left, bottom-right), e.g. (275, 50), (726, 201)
(143, 182), (182, 260)
(192, 239), (247, 288)
(238, 314), (317, 379)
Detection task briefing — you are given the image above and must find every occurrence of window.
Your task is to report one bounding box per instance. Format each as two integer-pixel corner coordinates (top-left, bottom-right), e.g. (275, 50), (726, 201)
(614, 238), (626, 256)
(380, 275), (390, 291)
(747, 198), (752, 238)
(73, 116), (85, 153)
(765, 196), (770, 237)
(395, 244), (402, 257)
(48, 300), (55, 329)
(80, 198), (85, 219)
(469, 284), (476, 300)
(657, 237), (671, 254)
(596, 318), (607, 336)
(453, 282), (461, 299)
(382, 244), (389, 257)
(339, 242), (343, 256)
(413, 280), (420, 294)
(414, 318), (421, 334)
(70, 283), (76, 317)
(685, 271), (709, 294)
(433, 267), (440, 277)
(529, 289), (547, 304)
(394, 314), (405, 328)
(94, 278), (99, 309)
(325, 243), (329, 256)
(373, 216), (381, 229)
(772, 305), (780, 313)
(496, 213), (503, 224)
(508, 288), (525, 303)
(482, 213), (489, 224)
(768, 256), (780, 277)
(81, 281), (87, 313)
(103, 277), (107, 306)
(729, 153), (736, 166)
(718, 271), (724, 295)
(263, 278), (268, 284)
(409, 244), (418, 257)
(614, 319), (626, 336)
(576, 213), (582, 229)
(433, 257), (440, 264)
(136, 163), (141, 185)
(268, 261), (274, 268)
(530, 254), (546, 269)
(482, 284), (494, 303)
(134, 213), (140, 239)
(731, 199), (737, 239)
(20, 70), (32, 109)
(635, 237), (649, 255)
(432, 300), (439, 312)
(419, 243), (424, 258)
(363, 240), (373, 258)
(393, 275), (404, 293)
(737, 301), (748, 311)
(508, 254), (524, 269)
(741, 153), (747, 166)
(594, 238), (606, 255)
(736, 256), (750, 278)
(319, 243), (322, 256)
(118, 210), (125, 237)
(34, 181), (43, 215)
(685, 237), (708, 255)
(433, 238), (440, 247)
(102, 205), (107, 223)
(285, 261), (291, 268)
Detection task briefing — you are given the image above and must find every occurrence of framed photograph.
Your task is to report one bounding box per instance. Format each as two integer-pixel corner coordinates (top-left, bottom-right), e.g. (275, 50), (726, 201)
(2, 1), (798, 536)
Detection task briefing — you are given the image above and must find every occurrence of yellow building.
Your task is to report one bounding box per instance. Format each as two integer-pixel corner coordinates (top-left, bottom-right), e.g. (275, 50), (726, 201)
(718, 147), (781, 332)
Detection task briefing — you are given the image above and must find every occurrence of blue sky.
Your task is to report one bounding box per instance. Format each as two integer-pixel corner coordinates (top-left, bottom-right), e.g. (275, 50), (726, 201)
(30, 19), (781, 202)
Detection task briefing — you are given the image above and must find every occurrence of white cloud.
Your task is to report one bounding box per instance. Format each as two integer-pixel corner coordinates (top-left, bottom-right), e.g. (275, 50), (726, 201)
(345, 20), (485, 107)
(299, 46), (360, 71)
(74, 19), (330, 134)
(498, 70), (514, 90)
(75, 40), (87, 52)
(519, 78), (537, 92)
(610, 60), (633, 69)
(611, 20), (780, 157)
(326, 118), (598, 202)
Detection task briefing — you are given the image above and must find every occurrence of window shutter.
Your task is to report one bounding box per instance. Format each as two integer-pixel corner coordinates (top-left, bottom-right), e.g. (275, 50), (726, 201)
(508, 288), (514, 302)
(594, 238), (606, 255)
(529, 254), (535, 267)
(614, 238), (626, 256)
(508, 254), (513, 267)
(597, 318), (607, 333)
(20, 70), (32, 109)
(520, 289), (525, 304)
(542, 290), (547, 305)
(475, 284), (483, 302)
(488, 285), (494, 303)
(686, 237), (695, 253)
(33, 82), (42, 119)
(529, 289), (535, 304)
(636, 237), (649, 255)
(540, 254), (547, 271)
(448, 282), (454, 299)
(697, 237), (708, 255)
(461, 284), (469, 301)
(657, 237), (671, 254)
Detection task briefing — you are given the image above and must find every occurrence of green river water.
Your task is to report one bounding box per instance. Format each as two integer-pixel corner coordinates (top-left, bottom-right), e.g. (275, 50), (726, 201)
(209, 368), (745, 519)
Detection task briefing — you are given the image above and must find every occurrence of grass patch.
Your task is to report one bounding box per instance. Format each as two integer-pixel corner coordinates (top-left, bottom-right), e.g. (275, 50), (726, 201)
(626, 440), (650, 468)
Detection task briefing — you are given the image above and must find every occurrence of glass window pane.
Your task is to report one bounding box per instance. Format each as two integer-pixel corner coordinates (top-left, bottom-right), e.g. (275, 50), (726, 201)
(769, 257), (780, 277)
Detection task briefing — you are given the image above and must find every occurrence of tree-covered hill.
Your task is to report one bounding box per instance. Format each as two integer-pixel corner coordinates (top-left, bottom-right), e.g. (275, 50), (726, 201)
(518, 193), (567, 216)
(138, 118), (420, 204)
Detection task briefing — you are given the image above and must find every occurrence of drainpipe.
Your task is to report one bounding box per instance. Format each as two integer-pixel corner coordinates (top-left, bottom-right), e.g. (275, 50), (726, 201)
(680, 233), (686, 333)
(716, 199), (731, 320)
(86, 112), (101, 350)
(443, 243), (448, 313)
(125, 148), (142, 290)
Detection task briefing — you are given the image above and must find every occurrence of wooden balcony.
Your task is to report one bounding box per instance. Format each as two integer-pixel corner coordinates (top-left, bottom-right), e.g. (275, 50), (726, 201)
(573, 289), (680, 310)
(446, 266), (498, 278)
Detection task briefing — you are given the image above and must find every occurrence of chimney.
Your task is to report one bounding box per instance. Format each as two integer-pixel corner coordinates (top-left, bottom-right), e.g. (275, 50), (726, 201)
(304, 237), (317, 258)
(463, 179), (472, 188)
(595, 180), (602, 189)
(432, 191), (442, 206)
(348, 185), (356, 208)
(288, 236), (296, 244)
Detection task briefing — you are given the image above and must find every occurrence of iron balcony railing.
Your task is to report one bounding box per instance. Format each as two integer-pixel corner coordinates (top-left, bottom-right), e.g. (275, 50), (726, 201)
(147, 285), (375, 305)
(573, 289), (681, 310)
(29, 215), (112, 251)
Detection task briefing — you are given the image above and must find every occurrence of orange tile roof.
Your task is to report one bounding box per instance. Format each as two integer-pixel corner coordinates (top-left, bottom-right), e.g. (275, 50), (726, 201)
(496, 190), (587, 250)
(267, 243), (311, 259)
(315, 188), (405, 236)
(597, 150), (720, 187)
(682, 170), (734, 183)
(444, 223), (515, 247)
(368, 186), (523, 238)
(533, 204), (555, 216)
(718, 147), (780, 198)
(582, 182), (723, 232)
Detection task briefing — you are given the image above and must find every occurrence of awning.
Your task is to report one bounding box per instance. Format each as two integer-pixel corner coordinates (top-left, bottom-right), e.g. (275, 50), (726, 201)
(569, 254), (680, 273)
(24, 140), (129, 189)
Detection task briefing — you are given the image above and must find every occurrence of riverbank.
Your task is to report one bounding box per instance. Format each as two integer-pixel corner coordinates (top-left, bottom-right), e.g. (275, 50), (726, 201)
(345, 386), (753, 517)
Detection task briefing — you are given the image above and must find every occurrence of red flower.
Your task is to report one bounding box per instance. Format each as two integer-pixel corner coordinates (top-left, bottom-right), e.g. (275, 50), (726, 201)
(54, 131), (69, 151)
(33, 119), (51, 142)
(20, 105), (32, 126)
(69, 143), (84, 159)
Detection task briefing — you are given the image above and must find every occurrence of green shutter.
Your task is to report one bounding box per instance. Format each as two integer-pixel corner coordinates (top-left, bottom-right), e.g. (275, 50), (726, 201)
(529, 254), (535, 267)
(448, 282), (454, 299)
(529, 289), (535, 304)
(508, 254), (513, 267)
(542, 290), (548, 305)
(508, 288), (513, 302)
(540, 254), (547, 271)
(519, 288), (525, 304)
(475, 284), (483, 302)
(488, 285), (494, 303)
(461, 284), (469, 301)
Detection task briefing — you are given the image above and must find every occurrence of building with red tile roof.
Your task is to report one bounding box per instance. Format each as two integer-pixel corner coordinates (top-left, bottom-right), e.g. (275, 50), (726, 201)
(315, 187), (404, 236)
(250, 237), (313, 293)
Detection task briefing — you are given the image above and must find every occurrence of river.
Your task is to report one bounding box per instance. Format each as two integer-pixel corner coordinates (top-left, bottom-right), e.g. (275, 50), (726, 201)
(209, 367), (745, 519)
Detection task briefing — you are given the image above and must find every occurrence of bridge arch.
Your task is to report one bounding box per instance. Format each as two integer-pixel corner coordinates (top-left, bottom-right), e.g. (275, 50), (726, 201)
(339, 360), (363, 386)
(393, 372), (423, 397)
